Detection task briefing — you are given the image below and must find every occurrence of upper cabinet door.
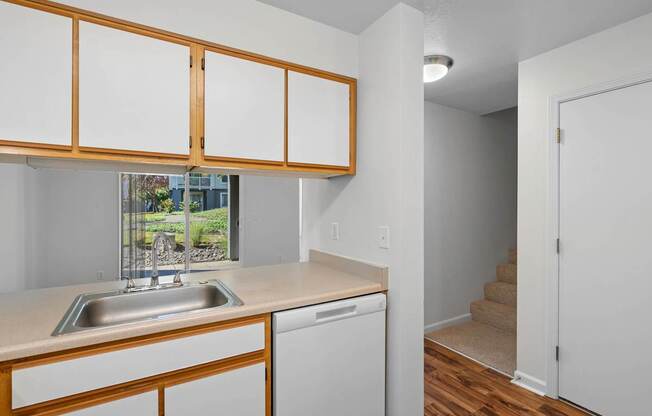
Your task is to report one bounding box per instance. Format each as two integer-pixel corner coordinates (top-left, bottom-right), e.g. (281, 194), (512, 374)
(0, 2), (72, 147)
(79, 21), (190, 156)
(287, 71), (351, 168)
(203, 51), (285, 163)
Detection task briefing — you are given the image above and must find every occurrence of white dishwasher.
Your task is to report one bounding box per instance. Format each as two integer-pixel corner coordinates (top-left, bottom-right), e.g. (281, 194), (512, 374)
(273, 293), (386, 416)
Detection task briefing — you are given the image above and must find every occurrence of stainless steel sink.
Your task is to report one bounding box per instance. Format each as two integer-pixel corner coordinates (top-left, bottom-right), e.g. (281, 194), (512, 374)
(52, 280), (243, 336)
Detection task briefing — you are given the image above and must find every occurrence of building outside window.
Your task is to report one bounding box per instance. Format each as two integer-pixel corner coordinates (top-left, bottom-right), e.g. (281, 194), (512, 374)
(119, 172), (238, 279)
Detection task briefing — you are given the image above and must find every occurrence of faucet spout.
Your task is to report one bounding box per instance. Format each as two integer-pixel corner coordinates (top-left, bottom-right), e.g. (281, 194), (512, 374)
(151, 232), (175, 287)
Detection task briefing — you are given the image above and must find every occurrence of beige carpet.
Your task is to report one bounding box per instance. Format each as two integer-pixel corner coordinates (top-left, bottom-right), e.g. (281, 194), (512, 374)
(425, 320), (516, 375)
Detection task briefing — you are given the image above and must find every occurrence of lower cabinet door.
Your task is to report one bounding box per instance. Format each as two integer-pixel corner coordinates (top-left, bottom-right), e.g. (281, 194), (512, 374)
(65, 391), (158, 415)
(165, 363), (265, 416)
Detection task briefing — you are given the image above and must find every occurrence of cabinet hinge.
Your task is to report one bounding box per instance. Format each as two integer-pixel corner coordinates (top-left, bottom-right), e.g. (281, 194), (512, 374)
(555, 346), (560, 361)
(556, 238), (560, 254)
(190, 55), (193, 68)
(200, 137), (205, 149)
(201, 57), (205, 70)
(556, 128), (561, 144)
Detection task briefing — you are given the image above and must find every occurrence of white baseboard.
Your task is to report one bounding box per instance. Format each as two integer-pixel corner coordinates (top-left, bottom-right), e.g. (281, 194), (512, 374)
(424, 313), (471, 334)
(512, 371), (546, 396)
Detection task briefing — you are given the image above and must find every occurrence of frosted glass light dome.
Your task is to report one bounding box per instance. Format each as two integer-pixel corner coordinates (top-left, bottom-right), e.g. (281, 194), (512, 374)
(423, 55), (453, 83)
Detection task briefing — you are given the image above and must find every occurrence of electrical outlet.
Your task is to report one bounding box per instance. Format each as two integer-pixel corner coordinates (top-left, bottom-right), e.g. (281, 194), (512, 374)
(330, 222), (340, 240)
(378, 226), (390, 249)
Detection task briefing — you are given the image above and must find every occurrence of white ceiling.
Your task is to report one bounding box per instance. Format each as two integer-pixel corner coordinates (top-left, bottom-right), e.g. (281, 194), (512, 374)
(258, 0), (652, 114)
(257, 0), (424, 34)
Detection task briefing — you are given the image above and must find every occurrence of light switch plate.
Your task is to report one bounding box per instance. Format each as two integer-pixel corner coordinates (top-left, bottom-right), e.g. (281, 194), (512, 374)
(378, 226), (390, 249)
(330, 222), (340, 240)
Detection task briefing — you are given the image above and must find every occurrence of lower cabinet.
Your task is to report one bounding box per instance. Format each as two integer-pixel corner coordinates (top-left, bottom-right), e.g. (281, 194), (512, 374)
(66, 391), (158, 416)
(165, 363), (266, 416)
(1, 316), (270, 416)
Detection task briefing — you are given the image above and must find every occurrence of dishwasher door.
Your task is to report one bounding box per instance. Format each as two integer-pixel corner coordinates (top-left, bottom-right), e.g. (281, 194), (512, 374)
(273, 293), (386, 416)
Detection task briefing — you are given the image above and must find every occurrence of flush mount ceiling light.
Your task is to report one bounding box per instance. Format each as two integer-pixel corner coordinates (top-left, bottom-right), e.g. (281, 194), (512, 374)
(423, 55), (453, 83)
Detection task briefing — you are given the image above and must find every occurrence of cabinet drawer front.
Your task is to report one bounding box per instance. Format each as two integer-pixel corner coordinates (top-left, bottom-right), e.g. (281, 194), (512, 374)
(165, 363), (265, 416)
(12, 322), (264, 408)
(64, 391), (158, 416)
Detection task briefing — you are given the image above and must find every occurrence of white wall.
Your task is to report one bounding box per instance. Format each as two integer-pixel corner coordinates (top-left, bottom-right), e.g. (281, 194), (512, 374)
(518, 11), (652, 387)
(302, 4), (424, 415)
(60, 0), (358, 78)
(424, 102), (516, 330)
(240, 176), (300, 267)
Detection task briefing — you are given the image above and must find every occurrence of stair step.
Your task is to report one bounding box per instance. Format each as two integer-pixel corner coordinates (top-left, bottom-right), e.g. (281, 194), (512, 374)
(508, 248), (517, 265)
(471, 299), (516, 333)
(497, 263), (517, 284)
(484, 281), (517, 307)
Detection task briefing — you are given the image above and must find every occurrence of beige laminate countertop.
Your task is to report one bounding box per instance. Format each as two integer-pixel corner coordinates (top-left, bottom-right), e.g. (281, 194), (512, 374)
(0, 250), (388, 362)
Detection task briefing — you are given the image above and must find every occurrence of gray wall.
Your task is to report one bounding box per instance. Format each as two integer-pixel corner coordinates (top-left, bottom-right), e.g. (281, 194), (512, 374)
(239, 175), (300, 267)
(0, 164), (120, 293)
(424, 101), (517, 330)
(0, 163), (29, 293)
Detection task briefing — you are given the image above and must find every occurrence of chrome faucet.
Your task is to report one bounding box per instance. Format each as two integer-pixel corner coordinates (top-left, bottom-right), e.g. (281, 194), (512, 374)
(150, 232), (176, 287)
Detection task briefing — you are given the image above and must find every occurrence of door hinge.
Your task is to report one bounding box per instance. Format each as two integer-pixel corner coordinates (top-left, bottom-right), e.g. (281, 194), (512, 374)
(201, 57), (205, 70)
(556, 238), (560, 254)
(265, 367), (268, 380)
(200, 136), (205, 149)
(556, 128), (561, 144)
(190, 55), (193, 68)
(555, 346), (560, 361)
(189, 136), (192, 149)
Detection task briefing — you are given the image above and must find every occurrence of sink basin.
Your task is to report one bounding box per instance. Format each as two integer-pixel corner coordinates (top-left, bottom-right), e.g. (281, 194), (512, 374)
(53, 280), (243, 336)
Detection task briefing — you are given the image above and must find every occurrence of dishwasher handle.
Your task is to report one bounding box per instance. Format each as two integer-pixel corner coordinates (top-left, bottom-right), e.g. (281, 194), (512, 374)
(273, 293), (386, 334)
(315, 305), (357, 323)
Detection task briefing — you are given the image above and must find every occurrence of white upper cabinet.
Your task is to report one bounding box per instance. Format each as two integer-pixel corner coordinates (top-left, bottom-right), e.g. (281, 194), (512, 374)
(79, 21), (190, 155)
(287, 71), (350, 167)
(0, 2), (72, 147)
(204, 51), (285, 162)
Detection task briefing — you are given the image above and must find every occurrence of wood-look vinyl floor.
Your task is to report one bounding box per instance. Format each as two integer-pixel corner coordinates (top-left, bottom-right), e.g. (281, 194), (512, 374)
(424, 339), (588, 416)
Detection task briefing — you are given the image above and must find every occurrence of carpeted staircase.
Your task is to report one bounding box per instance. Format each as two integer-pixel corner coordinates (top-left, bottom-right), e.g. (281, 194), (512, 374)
(425, 248), (517, 375)
(470, 250), (517, 332)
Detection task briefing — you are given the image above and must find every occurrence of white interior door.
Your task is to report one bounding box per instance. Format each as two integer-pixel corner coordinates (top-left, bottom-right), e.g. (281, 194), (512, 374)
(559, 80), (652, 415)
(0, 2), (71, 146)
(204, 51), (285, 162)
(79, 21), (190, 155)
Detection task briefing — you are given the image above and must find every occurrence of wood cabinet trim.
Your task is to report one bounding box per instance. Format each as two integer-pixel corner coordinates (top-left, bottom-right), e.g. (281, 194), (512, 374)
(71, 16), (79, 152)
(77, 146), (189, 160)
(5, 314), (266, 369)
(2, 0), (357, 175)
(12, 353), (265, 416)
